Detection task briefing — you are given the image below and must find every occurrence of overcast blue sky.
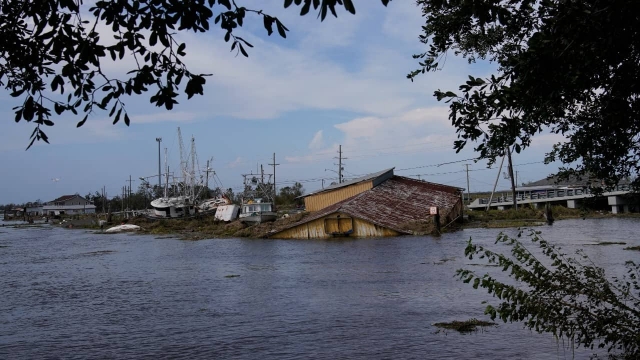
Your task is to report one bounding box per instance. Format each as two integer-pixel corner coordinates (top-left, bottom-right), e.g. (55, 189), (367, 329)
(0, 1), (564, 204)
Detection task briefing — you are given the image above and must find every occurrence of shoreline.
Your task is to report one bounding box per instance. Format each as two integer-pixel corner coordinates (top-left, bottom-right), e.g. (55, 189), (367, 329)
(6, 207), (640, 240)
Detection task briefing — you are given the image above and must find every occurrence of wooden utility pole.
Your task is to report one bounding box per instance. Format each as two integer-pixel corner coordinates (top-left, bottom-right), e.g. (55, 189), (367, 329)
(335, 145), (347, 183)
(465, 163), (471, 205)
(487, 156), (506, 211)
(268, 153), (279, 203)
(338, 145), (342, 183)
(506, 147), (517, 209)
(126, 175), (135, 210)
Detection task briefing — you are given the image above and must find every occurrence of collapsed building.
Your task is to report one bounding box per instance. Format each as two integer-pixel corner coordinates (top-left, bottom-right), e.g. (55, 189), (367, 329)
(269, 168), (463, 239)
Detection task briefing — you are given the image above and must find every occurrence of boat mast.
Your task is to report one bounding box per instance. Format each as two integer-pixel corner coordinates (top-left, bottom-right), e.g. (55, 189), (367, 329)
(177, 127), (186, 198)
(190, 136), (196, 200)
(164, 147), (169, 198)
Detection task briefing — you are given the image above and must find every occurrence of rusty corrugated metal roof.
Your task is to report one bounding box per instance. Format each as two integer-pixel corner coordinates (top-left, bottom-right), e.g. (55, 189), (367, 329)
(49, 194), (79, 203)
(275, 176), (462, 235)
(300, 168), (395, 198)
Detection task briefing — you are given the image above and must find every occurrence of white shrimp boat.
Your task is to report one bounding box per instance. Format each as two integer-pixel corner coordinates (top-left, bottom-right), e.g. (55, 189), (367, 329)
(239, 198), (276, 225)
(238, 170), (277, 225)
(150, 196), (198, 218)
(148, 127), (225, 220)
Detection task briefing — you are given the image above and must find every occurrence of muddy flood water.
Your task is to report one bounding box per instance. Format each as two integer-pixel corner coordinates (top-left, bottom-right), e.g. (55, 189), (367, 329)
(1, 218), (639, 359)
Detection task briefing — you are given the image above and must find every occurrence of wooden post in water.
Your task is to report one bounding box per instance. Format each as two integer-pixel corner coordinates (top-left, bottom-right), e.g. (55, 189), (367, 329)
(431, 206), (441, 235)
(544, 202), (554, 225)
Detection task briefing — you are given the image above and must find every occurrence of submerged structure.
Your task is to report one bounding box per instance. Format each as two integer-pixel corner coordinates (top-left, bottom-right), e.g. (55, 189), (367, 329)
(269, 168), (463, 239)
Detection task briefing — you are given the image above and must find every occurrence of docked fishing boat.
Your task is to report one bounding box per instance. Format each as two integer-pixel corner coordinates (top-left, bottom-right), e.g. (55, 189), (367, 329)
(150, 196), (198, 218)
(238, 169), (277, 225)
(239, 198), (276, 224)
(147, 127), (225, 220)
(197, 197), (230, 212)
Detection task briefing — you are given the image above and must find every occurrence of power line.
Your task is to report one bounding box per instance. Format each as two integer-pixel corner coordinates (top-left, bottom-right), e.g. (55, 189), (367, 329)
(396, 158), (479, 171)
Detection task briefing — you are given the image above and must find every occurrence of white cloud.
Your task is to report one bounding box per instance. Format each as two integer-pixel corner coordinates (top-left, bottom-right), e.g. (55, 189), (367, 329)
(227, 156), (244, 168)
(309, 130), (325, 150)
(131, 111), (201, 124)
(529, 132), (568, 148)
(336, 106), (454, 148)
(284, 106), (457, 165)
(334, 116), (384, 139)
(170, 10), (474, 122)
(285, 144), (339, 164)
(383, 1), (424, 42)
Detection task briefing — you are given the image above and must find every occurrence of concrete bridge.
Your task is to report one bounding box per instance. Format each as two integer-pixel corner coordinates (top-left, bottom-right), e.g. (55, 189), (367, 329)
(468, 184), (635, 213)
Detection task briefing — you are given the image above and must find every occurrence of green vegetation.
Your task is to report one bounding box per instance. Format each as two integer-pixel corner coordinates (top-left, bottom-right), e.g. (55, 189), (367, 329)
(55, 210), (310, 240)
(465, 206), (581, 228)
(411, 0), (640, 190)
(624, 246), (640, 252)
(433, 318), (497, 333)
(275, 182), (305, 208)
(458, 229), (640, 359)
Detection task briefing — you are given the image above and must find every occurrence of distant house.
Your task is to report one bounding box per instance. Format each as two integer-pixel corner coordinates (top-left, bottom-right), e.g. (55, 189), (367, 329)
(43, 194), (96, 215)
(270, 168), (464, 239)
(25, 204), (44, 216)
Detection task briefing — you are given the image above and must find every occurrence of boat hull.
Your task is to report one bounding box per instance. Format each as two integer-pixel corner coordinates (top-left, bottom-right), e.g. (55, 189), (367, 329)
(150, 196), (196, 219)
(214, 205), (240, 222)
(239, 212), (277, 224)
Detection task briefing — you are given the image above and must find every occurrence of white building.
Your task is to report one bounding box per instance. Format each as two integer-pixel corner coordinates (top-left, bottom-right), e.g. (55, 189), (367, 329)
(43, 194), (96, 215)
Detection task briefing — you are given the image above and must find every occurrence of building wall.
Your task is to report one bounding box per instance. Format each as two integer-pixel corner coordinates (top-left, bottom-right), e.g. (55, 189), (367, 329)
(304, 181), (373, 212)
(26, 207), (43, 215)
(271, 211), (401, 239)
(43, 206), (96, 215)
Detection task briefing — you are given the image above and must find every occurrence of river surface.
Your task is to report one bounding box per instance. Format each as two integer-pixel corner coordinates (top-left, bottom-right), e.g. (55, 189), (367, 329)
(1, 218), (639, 359)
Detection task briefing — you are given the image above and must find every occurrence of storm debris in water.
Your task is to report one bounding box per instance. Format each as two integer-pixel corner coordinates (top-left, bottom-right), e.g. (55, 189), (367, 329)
(433, 318), (497, 333)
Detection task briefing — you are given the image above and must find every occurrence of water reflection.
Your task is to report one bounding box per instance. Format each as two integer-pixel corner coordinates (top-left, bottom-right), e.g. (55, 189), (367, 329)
(1, 218), (638, 359)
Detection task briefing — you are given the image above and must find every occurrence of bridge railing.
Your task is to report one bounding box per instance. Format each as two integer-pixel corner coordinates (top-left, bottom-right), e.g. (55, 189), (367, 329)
(476, 185), (631, 206)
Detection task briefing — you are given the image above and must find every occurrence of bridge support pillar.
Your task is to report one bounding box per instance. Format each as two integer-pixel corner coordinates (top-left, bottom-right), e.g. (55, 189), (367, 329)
(608, 196), (627, 214)
(567, 200), (578, 209)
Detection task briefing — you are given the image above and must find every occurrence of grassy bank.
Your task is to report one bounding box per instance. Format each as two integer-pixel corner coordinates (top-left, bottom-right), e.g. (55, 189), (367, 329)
(463, 205), (640, 229)
(56, 212), (310, 240)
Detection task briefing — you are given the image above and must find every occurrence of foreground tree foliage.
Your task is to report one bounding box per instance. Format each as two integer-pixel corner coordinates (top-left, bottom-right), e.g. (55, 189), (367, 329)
(411, 0), (640, 189)
(458, 230), (640, 359)
(0, 0), (390, 149)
